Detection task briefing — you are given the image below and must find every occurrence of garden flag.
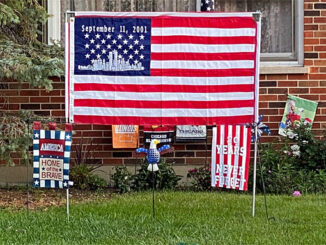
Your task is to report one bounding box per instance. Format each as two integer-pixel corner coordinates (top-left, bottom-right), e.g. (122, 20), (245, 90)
(33, 122), (72, 189)
(211, 125), (251, 191)
(66, 12), (260, 125)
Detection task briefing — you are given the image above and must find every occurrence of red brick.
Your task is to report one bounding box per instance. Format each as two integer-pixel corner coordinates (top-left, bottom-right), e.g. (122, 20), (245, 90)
(19, 90), (39, 96)
(259, 109), (279, 115)
(320, 80), (326, 85)
(310, 67), (320, 73)
(186, 158), (207, 165)
(314, 45), (326, 51)
(30, 97), (49, 103)
(299, 80), (319, 86)
(50, 110), (65, 117)
(306, 24), (319, 30)
(304, 31), (314, 38)
(268, 88), (288, 94)
(277, 81), (298, 87)
(314, 60), (326, 65)
(304, 17), (313, 24)
(259, 102), (268, 108)
(289, 88), (309, 93)
(259, 95), (277, 101)
(309, 74), (326, 79)
(300, 94), (320, 100)
(311, 88), (326, 93)
(103, 158), (123, 165)
(278, 95), (288, 101)
(314, 17), (326, 23)
(8, 97), (29, 103)
(305, 38), (320, 44)
(40, 90), (60, 96)
(51, 97), (65, 103)
(259, 88), (267, 94)
(304, 60), (314, 66)
(288, 74), (309, 80)
(266, 74), (287, 80)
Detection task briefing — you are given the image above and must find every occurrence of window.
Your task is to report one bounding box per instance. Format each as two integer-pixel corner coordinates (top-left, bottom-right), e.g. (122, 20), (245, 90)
(214, 0), (304, 67)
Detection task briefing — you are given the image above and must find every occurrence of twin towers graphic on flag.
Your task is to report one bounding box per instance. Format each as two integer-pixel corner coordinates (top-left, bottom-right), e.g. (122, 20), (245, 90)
(81, 49), (145, 72)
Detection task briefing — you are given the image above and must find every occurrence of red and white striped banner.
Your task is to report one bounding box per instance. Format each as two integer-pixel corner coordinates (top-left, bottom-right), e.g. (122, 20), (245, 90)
(66, 12), (260, 125)
(211, 125), (251, 191)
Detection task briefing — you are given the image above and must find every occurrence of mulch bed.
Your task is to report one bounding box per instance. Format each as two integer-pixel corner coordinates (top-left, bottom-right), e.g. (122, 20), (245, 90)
(0, 188), (113, 211)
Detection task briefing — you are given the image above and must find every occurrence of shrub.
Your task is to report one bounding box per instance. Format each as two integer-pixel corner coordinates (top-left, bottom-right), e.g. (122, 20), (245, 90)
(258, 123), (326, 194)
(187, 166), (212, 191)
(131, 159), (181, 191)
(70, 138), (107, 190)
(111, 165), (132, 193)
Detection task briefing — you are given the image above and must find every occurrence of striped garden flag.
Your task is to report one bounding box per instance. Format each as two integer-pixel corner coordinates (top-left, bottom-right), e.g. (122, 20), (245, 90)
(33, 122), (72, 189)
(211, 125), (251, 191)
(66, 12), (260, 125)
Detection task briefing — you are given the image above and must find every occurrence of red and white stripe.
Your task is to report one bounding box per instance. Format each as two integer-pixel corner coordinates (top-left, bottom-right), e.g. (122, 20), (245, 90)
(211, 125), (251, 191)
(66, 12), (259, 125)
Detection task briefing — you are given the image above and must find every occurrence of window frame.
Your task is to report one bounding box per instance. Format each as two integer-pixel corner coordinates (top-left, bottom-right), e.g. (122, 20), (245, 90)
(260, 0), (304, 67)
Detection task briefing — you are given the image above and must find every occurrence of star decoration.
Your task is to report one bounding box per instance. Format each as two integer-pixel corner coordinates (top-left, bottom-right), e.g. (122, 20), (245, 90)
(140, 35), (144, 40)
(123, 39), (128, 44)
(90, 39), (95, 44)
(34, 133), (39, 138)
(96, 44), (100, 49)
(85, 43), (89, 49)
(106, 34), (111, 39)
(90, 49), (95, 54)
(101, 39), (106, 44)
(102, 49), (106, 54)
(34, 180), (39, 186)
(66, 134), (71, 140)
(117, 34), (122, 39)
(95, 34), (100, 39)
(84, 33), (89, 39)
(134, 39), (139, 45)
(128, 34), (134, 39)
(134, 49), (139, 54)
(112, 39), (117, 44)
(107, 44), (111, 49)
(85, 53), (90, 59)
(129, 44), (133, 49)
(139, 45), (144, 50)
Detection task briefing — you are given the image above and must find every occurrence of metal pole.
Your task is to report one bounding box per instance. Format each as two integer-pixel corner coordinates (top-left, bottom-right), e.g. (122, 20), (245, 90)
(66, 188), (70, 222)
(26, 117), (30, 216)
(252, 125), (258, 217)
(152, 164), (155, 219)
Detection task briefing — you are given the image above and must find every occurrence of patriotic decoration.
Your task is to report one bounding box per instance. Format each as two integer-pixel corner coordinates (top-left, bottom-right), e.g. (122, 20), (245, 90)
(249, 115), (271, 142)
(112, 125), (139, 148)
(211, 125), (251, 191)
(143, 125), (174, 145)
(176, 125), (206, 142)
(201, 0), (214, 12)
(33, 122), (72, 189)
(136, 139), (170, 172)
(66, 12), (260, 125)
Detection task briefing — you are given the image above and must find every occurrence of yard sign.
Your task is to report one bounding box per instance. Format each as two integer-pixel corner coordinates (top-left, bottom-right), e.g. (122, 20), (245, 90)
(211, 125), (251, 191)
(66, 12), (260, 125)
(33, 122), (72, 189)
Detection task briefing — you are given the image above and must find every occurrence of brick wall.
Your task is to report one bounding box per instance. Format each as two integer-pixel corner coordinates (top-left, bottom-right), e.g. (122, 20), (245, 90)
(1, 1), (325, 167)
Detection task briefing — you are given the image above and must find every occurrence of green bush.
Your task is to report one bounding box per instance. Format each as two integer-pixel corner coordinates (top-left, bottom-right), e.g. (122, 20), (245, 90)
(70, 164), (107, 191)
(111, 165), (132, 193)
(115, 159), (181, 191)
(187, 166), (212, 191)
(258, 123), (326, 194)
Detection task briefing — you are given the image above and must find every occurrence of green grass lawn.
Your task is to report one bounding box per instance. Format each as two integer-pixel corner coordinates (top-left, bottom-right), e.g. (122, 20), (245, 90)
(0, 191), (325, 244)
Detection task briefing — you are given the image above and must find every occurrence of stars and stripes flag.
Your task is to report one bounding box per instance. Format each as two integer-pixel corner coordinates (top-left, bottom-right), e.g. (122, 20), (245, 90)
(66, 12), (260, 125)
(211, 125), (251, 191)
(201, 0), (215, 12)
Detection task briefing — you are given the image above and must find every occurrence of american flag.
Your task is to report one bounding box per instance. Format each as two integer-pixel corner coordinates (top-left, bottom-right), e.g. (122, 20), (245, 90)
(211, 125), (251, 191)
(201, 0), (214, 12)
(66, 12), (259, 125)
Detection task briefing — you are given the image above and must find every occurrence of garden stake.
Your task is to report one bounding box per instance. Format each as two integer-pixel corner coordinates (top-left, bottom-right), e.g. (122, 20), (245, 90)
(152, 165), (155, 219)
(252, 124), (258, 217)
(26, 116), (30, 216)
(258, 149), (275, 222)
(66, 188), (70, 222)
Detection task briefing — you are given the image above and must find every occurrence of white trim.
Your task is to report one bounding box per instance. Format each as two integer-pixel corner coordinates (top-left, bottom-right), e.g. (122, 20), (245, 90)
(211, 127), (217, 187)
(255, 13), (261, 123)
(74, 11), (258, 17)
(47, 0), (61, 44)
